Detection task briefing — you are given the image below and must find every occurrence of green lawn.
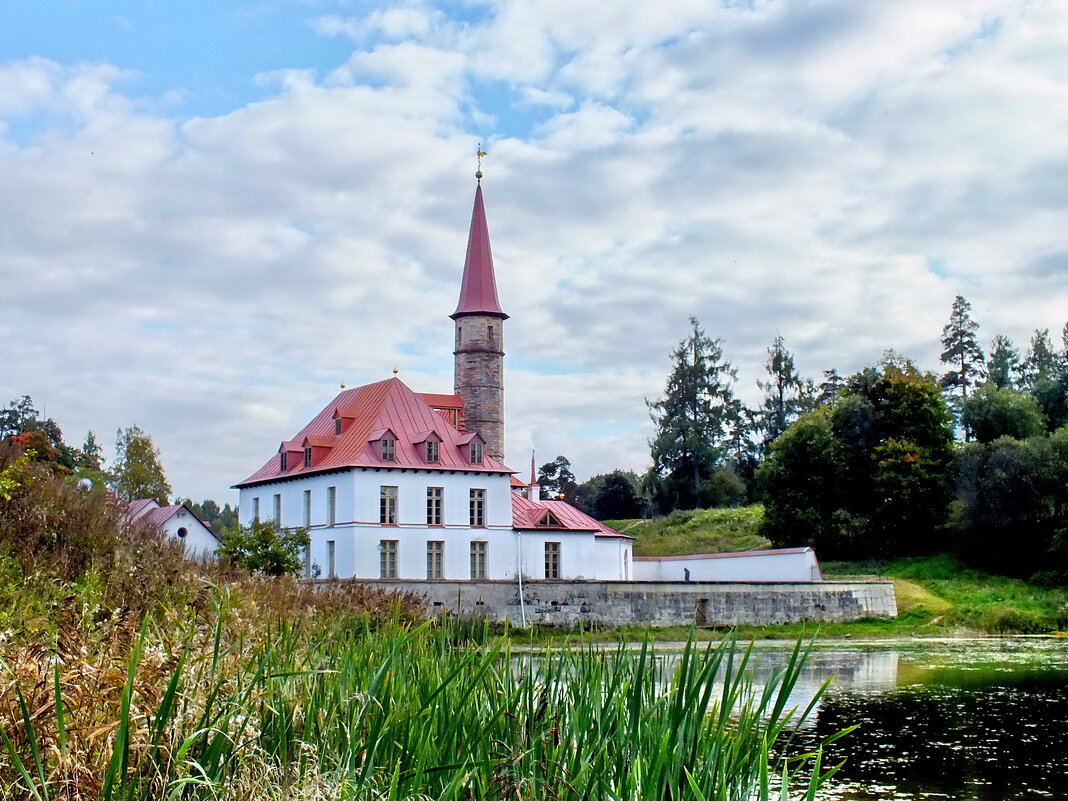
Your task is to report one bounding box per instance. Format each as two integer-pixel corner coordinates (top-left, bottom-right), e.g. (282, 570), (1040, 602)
(607, 504), (770, 557)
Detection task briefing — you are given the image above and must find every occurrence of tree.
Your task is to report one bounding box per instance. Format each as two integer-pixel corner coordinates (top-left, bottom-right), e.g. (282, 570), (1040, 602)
(985, 335), (1020, 390)
(939, 295), (984, 437)
(961, 385), (1046, 443)
(0, 395), (79, 471)
(753, 334), (815, 453)
(572, 470), (644, 520)
(218, 519), (310, 576)
(181, 498), (239, 533)
(1019, 328), (1058, 390)
(112, 426), (172, 505)
(647, 317), (740, 511)
(537, 455), (577, 500)
(815, 369), (846, 407)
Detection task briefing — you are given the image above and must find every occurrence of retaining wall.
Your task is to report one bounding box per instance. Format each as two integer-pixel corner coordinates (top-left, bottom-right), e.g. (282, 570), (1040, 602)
(321, 578), (897, 627)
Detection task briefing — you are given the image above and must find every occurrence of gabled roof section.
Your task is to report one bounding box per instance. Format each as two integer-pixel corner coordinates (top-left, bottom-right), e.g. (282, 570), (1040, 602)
(451, 184), (508, 320)
(235, 377), (514, 488)
(127, 500), (221, 542)
(511, 494), (632, 539)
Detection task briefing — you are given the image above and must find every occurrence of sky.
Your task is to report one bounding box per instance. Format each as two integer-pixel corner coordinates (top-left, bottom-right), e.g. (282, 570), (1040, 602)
(3, 0), (1067, 503)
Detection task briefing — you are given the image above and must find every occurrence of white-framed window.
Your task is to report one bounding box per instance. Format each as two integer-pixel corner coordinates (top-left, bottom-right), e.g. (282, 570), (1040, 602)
(380, 540), (398, 578)
(280, 452), (287, 471)
(469, 442), (483, 464)
(382, 438), (396, 461)
(327, 486), (336, 526)
(470, 541), (487, 579)
(303, 489), (312, 528)
(545, 542), (561, 579)
(303, 447), (312, 468)
(252, 497), (260, 523)
(427, 541), (443, 579)
(327, 540), (336, 578)
(273, 494), (281, 523)
(469, 488), (485, 527)
(427, 486), (443, 525)
(380, 486), (398, 524)
(426, 440), (440, 463)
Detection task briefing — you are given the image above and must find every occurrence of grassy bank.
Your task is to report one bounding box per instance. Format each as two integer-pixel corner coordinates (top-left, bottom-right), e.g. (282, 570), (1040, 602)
(609, 505), (770, 556)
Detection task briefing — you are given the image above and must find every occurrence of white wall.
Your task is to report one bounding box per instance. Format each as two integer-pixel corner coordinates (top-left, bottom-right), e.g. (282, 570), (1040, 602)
(632, 549), (821, 582)
(161, 506), (218, 558)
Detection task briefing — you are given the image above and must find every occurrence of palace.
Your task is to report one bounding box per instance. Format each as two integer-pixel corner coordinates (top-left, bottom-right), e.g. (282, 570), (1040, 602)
(233, 176), (634, 581)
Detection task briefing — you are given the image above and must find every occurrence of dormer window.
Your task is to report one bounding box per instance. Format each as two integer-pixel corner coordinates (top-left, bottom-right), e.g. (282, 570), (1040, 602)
(334, 417), (342, 436)
(537, 511), (563, 527)
(426, 440), (440, 463)
(280, 452), (287, 472)
(382, 438), (396, 461)
(470, 441), (483, 464)
(304, 447), (312, 468)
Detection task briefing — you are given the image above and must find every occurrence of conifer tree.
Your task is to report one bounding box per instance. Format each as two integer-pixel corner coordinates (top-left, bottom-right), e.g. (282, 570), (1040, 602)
(815, 369), (846, 407)
(985, 335), (1020, 390)
(939, 295), (984, 437)
(754, 334), (814, 453)
(647, 317), (740, 510)
(1019, 328), (1058, 389)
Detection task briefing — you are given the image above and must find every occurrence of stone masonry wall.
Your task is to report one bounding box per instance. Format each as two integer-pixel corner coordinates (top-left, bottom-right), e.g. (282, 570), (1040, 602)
(322, 578), (898, 627)
(454, 315), (505, 460)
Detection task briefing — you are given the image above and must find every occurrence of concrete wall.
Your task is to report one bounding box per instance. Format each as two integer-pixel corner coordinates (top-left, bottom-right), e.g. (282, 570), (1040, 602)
(633, 548), (821, 583)
(326, 578), (897, 627)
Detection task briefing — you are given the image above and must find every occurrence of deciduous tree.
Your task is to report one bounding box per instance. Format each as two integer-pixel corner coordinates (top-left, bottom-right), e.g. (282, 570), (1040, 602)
(113, 426), (172, 505)
(219, 519), (309, 577)
(961, 385), (1045, 443)
(537, 455), (577, 500)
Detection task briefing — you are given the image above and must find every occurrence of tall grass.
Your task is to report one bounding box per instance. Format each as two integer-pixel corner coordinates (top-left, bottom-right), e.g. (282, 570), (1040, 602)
(2, 598), (844, 800)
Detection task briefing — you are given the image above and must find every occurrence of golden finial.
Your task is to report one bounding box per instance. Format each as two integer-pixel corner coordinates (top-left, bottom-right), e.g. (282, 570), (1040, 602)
(392, 366), (399, 376)
(476, 143), (487, 182)
(340, 383), (346, 389)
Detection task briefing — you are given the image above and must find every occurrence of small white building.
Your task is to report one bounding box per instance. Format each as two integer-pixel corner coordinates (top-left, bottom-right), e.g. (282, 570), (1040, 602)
(128, 498), (220, 558)
(632, 547), (822, 582)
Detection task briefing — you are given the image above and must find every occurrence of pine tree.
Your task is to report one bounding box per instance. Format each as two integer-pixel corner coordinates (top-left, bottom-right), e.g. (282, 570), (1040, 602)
(939, 295), (984, 438)
(113, 426), (172, 505)
(647, 317), (740, 510)
(753, 334), (814, 452)
(1019, 328), (1058, 389)
(815, 369), (846, 407)
(985, 335), (1019, 390)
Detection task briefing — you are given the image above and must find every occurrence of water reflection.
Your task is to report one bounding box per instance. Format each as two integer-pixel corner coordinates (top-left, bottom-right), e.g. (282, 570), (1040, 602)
(754, 638), (1068, 801)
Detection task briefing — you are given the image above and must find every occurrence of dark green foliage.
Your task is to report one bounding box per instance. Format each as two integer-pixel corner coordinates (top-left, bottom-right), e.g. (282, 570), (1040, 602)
(961, 384), (1045, 443)
(1031, 374), (1068, 432)
(951, 428), (1068, 578)
(1019, 328), (1059, 389)
(112, 426), (172, 505)
(815, 368), (846, 407)
(985, 334), (1020, 389)
(0, 395), (81, 473)
(219, 519), (310, 576)
(759, 360), (953, 559)
(181, 498), (239, 533)
(753, 334), (815, 453)
(938, 296), (984, 433)
(572, 470), (643, 520)
(647, 317), (740, 511)
(537, 455), (577, 500)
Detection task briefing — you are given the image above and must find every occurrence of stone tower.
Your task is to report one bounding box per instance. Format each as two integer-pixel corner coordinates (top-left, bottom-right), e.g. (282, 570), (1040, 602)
(451, 181), (508, 461)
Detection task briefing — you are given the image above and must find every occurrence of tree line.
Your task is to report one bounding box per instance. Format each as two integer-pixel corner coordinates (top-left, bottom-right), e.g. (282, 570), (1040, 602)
(0, 396), (237, 532)
(542, 299), (1068, 580)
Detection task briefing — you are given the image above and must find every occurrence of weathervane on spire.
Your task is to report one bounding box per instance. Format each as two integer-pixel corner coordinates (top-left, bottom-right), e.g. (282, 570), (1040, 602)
(476, 143), (487, 182)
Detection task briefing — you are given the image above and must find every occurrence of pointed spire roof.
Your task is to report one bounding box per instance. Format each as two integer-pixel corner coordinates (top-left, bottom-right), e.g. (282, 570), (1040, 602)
(451, 183), (508, 320)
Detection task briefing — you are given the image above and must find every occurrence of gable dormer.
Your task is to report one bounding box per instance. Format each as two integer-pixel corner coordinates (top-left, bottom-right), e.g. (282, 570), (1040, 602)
(278, 440), (303, 473)
(368, 428), (399, 462)
(413, 430), (444, 463)
(301, 435), (335, 469)
(333, 407), (359, 436)
(457, 432), (485, 465)
(537, 510), (564, 527)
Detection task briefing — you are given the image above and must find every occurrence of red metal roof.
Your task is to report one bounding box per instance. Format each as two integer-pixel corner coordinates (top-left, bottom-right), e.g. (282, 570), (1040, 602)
(511, 493), (631, 538)
(451, 184), (508, 320)
(127, 500), (221, 542)
(236, 377), (514, 488)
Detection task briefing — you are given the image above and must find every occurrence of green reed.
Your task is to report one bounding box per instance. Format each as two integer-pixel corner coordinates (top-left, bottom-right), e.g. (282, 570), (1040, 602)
(2, 602), (847, 800)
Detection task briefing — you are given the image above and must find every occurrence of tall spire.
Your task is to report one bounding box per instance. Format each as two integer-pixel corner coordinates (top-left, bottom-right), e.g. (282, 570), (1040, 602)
(451, 180), (508, 320)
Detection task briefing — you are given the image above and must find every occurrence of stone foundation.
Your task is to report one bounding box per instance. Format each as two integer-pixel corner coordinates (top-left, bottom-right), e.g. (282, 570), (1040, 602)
(320, 578), (897, 627)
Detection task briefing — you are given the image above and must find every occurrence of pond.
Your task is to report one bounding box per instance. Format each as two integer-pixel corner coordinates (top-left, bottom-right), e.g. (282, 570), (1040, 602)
(751, 637), (1068, 800)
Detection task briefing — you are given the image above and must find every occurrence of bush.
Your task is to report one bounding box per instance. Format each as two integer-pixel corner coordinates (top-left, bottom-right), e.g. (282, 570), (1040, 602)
(218, 519), (310, 576)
